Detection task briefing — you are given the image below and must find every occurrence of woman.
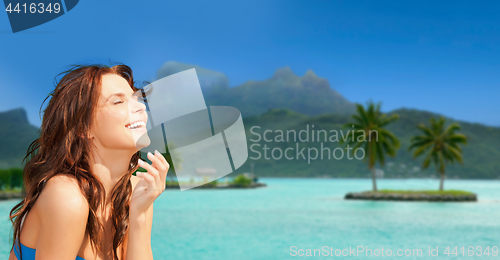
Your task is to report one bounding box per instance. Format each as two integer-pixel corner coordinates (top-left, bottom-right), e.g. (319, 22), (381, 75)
(8, 64), (168, 260)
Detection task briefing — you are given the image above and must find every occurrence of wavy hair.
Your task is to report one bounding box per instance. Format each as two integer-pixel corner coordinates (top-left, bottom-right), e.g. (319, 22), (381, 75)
(9, 64), (146, 260)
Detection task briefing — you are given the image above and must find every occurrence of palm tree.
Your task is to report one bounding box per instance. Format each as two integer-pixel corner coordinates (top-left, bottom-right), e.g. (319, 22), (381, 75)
(409, 117), (467, 191)
(343, 102), (400, 191)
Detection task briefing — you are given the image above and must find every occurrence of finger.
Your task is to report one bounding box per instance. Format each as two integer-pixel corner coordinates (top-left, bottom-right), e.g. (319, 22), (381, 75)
(138, 157), (158, 173)
(136, 167), (163, 194)
(138, 158), (159, 189)
(146, 152), (163, 189)
(154, 150), (169, 167)
(135, 171), (155, 190)
(136, 170), (154, 182)
(147, 151), (167, 173)
(139, 174), (164, 193)
(154, 150), (169, 183)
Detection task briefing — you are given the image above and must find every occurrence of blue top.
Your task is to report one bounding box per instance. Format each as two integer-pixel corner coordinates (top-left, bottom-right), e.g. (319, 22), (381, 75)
(14, 240), (86, 260)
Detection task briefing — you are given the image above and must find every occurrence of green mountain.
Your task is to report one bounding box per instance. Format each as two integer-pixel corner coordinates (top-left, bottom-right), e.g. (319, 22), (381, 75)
(385, 108), (500, 179)
(232, 108), (500, 179)
(1, 107), (499, 179)
(2, 61), (499, 179)
(156, 62), (356, 118)
(0, 108), (39, 168)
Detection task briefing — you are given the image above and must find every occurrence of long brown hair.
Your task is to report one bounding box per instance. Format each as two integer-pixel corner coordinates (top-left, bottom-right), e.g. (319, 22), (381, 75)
(9, 64), (145, 260)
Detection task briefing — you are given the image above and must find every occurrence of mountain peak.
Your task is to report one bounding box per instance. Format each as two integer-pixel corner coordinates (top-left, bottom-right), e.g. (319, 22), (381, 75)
(272, 66), (296, 79)
(0, 107), (39, 168)
(157, 61), (229, 90)
(300, 69), (331, 92)
(0, 108), (30, 126)
(303, 69), (318, 78)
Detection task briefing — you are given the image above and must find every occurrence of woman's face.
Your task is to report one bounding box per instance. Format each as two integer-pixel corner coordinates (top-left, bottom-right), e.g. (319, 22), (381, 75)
(90, 74), (150, 152)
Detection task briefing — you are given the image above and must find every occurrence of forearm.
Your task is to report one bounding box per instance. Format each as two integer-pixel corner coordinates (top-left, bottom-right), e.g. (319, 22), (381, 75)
(125, 213), (154, 260)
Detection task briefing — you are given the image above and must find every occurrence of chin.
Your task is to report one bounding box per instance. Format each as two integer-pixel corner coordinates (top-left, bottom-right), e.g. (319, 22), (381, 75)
(133, 132), (151, 150)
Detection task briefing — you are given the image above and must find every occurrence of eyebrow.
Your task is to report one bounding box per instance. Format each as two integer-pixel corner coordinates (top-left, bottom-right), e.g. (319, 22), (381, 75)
(105, 93), (127, 101)
(105, 92), (140, 102)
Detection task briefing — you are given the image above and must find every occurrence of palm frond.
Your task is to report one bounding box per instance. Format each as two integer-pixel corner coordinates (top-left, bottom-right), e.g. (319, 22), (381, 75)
(444, 143), (464, 164)
(416, 123), (435, 138)
(411, 141), (434, 158)
(422, 152), (432, 169)
(379, 114), (399, 127)
(447, 133), (467, 145)
(376, 139), (386, 166)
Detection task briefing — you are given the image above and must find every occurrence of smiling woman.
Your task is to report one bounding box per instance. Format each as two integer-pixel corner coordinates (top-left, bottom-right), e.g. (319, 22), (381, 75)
(92, 73), (151, 151)
(8, 64), (168, 260)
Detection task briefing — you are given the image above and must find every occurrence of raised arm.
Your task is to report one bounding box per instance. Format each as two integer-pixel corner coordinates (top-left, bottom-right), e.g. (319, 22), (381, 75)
(124, 201), (154, 260)
(125, 151), (169, 260)
(34, 175), (89, 260)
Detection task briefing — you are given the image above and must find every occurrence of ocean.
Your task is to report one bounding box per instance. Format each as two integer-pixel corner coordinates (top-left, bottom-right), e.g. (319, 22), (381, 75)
(1, 178), (499, 259)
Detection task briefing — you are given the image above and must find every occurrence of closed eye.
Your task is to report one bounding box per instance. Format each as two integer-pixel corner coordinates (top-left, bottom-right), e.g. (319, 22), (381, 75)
(114, 100), (124, 104)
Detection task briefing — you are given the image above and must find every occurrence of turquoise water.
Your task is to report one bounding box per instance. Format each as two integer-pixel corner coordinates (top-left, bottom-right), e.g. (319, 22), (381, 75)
(1, 178), (500, 259)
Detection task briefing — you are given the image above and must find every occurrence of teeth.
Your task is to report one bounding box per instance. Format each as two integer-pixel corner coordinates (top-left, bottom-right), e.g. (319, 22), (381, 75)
(126, 121), (145, 129)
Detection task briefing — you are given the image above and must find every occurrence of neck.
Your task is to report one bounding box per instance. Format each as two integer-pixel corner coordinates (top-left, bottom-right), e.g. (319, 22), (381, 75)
(90, 147), (136, 202)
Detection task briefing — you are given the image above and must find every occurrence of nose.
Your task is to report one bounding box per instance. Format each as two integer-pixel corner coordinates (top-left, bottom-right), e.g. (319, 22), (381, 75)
(130, 96), (146, 113)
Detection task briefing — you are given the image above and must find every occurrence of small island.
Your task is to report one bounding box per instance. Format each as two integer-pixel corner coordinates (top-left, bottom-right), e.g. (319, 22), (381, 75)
(0, 189), (24, 200)
(345, 189), (477, 202)
(0, 168), (24, 200)
(166, 173), (267, 190)
(0, 172), (267, 200)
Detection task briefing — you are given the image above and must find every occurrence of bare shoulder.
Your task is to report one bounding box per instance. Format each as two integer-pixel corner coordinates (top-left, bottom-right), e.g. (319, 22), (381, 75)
(29, 174), (89, 259)
(34, 174), (89, 221)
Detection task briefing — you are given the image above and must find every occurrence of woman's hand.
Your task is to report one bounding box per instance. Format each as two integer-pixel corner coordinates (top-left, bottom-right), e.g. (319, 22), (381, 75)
(130, 150), (169, 218)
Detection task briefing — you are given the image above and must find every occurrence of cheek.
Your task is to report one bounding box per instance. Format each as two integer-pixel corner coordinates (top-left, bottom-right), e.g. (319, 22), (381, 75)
(93, 110), (133, 147)
(98, 109), (127, 128)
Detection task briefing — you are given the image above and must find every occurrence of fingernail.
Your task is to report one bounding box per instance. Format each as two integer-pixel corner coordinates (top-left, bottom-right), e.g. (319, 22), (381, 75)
(136, 172), (142, 176)
(147, 151), (153, 157)
(138, 159), (144, 165)
(155, 150), (159, 155)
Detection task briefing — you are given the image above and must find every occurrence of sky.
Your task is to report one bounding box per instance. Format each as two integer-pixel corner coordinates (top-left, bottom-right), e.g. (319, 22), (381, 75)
(1, 0), (499, 127)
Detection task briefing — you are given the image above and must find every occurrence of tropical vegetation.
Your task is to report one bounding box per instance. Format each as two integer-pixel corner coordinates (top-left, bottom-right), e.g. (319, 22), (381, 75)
(409, 117), (467, 190)
(231, 174), (253, 187)
(342, 102), (400, 191)
(0, 168), (23, 191)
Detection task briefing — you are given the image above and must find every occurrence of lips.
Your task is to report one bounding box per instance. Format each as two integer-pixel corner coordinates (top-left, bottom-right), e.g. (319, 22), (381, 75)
(125, 120), (146, 130)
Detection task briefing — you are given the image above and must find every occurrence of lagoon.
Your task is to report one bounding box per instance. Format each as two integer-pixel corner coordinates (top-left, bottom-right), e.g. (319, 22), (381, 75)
(0, 178), (499, 259)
